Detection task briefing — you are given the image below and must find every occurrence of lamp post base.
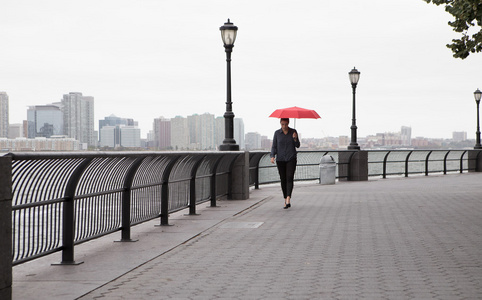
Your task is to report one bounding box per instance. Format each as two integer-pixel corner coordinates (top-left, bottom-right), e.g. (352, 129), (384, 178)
(347, 145), (360, 150)
(219, 144), (240, 151)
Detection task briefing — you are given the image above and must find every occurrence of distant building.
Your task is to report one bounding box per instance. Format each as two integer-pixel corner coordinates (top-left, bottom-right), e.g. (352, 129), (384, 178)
(0, 137), (81, 151)
(120, 126), (141, 148)
(8, 123), (23, 139)
(200, 113), (215, 150)
(99, 126), (116, 148)
(99, 114), (137, 129)
(186, 113), (215, 150)
(245, 132), (261, 150)
(61, 92), (95, 148)
(452, 131), (467, 142)
(234, 118), (245, 150)
(100, 125), (141, 148)
(153, 117), (171, 150)
(0, 92), (8, 138)
(99, 115), (138, 146)
(412, 137), (429, 147)
(376, 132), (402, 147)
(338, 136), (349, 148)
(260, 135), (271, 150)
(22, 120), (28, 138)
(401, 126), (412, 146)
(171, 116), (189, 150)
(27, 105), (63, 138)
(146, 130), (156, 148)
(215, 116), (224, 148)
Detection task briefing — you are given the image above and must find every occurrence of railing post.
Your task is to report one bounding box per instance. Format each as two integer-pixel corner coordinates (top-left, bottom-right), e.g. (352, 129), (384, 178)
(57, 158), (93, 265)
(118, 156), (145, 242)
(338, 151), (368, 181)
(405, 151), (413, 177)
(382, 151), (391, 179)
(189, 155), (206, 215)
(250, 153), (266, 190)
(443, 151), (450, 175)
(0, 156), (12, 300)
(228, 152), (249, 200)
(425, 151), (433, 176)
(160, 156), (180, 226)
(460, 150), (467, 173)
(468, 150), (482, 172)
(210, 155), (223, 207)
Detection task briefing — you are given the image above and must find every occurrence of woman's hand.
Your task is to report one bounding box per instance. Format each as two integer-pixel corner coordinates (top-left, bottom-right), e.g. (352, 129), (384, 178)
(293, 132), (298, 140)
(270, 157), (275, 164)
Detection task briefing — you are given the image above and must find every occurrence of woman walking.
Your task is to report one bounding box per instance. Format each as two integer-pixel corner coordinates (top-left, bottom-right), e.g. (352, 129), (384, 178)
(270, 118), (300, 209)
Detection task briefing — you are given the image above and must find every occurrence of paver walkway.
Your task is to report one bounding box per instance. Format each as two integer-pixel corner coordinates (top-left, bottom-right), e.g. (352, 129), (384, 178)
(13, 173), (482, 299)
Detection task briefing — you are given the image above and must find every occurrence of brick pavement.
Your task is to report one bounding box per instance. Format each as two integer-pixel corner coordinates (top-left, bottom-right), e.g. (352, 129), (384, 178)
(14, 173), (482, 299)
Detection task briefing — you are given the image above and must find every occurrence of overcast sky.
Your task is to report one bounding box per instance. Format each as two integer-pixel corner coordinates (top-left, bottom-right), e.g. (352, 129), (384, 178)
(1, 0), (482, 140)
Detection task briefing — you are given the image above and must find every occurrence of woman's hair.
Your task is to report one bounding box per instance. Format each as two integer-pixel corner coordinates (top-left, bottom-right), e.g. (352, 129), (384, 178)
(280, 118), (289, 124)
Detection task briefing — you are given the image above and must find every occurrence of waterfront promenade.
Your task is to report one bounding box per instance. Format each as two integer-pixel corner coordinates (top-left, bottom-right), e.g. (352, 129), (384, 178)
(12, 173), (482, 299)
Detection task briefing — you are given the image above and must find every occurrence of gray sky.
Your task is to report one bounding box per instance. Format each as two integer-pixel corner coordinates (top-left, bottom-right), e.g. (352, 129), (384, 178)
(1, 0), (481, 140)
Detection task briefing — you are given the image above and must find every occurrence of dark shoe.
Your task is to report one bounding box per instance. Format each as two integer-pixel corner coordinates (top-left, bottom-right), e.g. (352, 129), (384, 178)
(284, 203), (291, 209)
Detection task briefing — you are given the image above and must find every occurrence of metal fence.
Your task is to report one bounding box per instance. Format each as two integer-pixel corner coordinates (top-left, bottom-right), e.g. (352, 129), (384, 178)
(249, 151), (352, 188)
(8, 152), (241, 266)
(8, 149), (481, 266)
(249, 149), (481, 187)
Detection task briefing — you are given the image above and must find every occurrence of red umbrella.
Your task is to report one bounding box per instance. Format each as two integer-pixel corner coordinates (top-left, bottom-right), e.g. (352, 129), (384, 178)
(269, 106), (321, 119)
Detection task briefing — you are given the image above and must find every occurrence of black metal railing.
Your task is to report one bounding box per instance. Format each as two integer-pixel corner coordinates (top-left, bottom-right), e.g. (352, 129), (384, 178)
(367, 150), (476, 178)
(249, 151), (355, 187)
(8, 152), (241, 266)
(249, 149), (481, 187)
(7, 149), (481, 266)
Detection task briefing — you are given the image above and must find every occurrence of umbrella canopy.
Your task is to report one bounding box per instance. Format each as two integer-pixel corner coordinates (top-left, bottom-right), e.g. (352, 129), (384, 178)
(269, 106), (321, 119)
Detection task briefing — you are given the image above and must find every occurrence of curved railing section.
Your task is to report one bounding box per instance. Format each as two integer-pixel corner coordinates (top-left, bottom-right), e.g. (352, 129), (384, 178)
(9, 152), (240, 265)
(249, 149), (481, 187)
(8, 149), (480, 266)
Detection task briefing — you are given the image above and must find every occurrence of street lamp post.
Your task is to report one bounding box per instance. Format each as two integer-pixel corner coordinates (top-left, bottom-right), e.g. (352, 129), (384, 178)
(474, 88), (482, 149)
(219, 19), (239, 151)
(348, 67), (361, 150)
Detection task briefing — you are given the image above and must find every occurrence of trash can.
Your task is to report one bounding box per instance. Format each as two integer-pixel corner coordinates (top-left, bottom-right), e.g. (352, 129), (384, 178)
(319, 155), (336, 185)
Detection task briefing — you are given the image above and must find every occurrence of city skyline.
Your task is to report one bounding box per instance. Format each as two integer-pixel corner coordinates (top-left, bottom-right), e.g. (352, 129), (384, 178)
(2, 98), (475, 151)
(2, 95), (475, 143)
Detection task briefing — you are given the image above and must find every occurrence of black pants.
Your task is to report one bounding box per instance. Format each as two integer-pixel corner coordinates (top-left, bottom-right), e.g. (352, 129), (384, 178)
(276, 158), (297, 199)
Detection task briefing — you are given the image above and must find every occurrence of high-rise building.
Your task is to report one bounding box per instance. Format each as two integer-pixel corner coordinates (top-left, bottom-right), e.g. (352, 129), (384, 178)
(0, 92), (9, 138)
(215, 116), (224, 148)
(401, 126), (412, 146)
(99, 126), (116, 148)
(171, 116), (189, 150)
(99, 115), (138, 146)
(153, 117), (171, 150)
(120, 126), (141, 148)
(234, 118), (245, 150)
(187, 114), (201, 149)
(200, 113), (215, 150)
(61, 92), (95, 147)
(99, 125), (140, 148)
(27, 105), (63, 138)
